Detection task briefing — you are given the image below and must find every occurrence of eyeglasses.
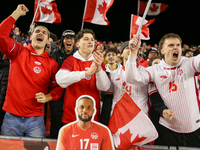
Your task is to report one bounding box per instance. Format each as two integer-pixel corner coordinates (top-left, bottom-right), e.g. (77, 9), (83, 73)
(149, 51), (157, 54)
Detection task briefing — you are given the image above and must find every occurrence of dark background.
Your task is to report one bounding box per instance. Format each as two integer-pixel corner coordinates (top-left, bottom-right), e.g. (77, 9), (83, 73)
(1, 0), (200, 46)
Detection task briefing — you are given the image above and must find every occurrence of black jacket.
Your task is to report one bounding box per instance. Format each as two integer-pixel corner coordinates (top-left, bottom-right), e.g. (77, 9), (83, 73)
(51, 46), (77, 67)
(0, 58), (9, 128)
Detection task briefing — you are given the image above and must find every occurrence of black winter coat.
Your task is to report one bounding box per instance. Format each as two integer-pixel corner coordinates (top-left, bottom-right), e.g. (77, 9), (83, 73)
(0, 58), (9, 129)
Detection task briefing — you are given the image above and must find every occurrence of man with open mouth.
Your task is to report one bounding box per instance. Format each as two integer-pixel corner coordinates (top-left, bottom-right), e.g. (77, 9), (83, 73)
(125, 33), (200, 147)
(50, 29), (77, 139)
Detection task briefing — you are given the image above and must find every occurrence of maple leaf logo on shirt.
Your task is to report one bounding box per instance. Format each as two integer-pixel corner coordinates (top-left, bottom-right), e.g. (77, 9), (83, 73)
(41, 6), (52, 15)
(98, 0), (107, 16)
(149, 3), (158, 12)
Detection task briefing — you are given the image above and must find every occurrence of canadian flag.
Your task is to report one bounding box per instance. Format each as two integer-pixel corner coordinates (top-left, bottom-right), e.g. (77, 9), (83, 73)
(138, 1), (168, 16)
(130, 14), (155, 40)
(108, 93), (158, 149)
(34, 0), (61, 23)
(82, 0), (114, 25)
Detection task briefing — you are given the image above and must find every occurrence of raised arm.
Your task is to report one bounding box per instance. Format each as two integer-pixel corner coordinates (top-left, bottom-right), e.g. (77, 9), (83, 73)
(0, 4), (29, 59)
(125, 35), (150, 86)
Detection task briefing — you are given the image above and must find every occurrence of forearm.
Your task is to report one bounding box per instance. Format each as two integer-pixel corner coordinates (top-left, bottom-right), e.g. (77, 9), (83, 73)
(150, 92), (168, 117)
(96, 69), (111, 91)
(56, 69), (86, 88)
(125, 57), (149, 86)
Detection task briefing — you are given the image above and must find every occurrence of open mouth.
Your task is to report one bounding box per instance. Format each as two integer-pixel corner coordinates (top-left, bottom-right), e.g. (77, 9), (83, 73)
(173, 52), (179, 58)
(36, 37), (43, 42)
(66, 44), (72, 46)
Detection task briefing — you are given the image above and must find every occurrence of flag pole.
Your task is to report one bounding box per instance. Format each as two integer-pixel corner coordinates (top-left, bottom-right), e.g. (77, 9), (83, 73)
(29, 0), (41, 32)
(81, 22), (84, 30)
(136, 0), (152, 36)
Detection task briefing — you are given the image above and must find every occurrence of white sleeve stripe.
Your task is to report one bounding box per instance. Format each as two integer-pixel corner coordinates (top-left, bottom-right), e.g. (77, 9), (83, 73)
(10, 42), (15, 52)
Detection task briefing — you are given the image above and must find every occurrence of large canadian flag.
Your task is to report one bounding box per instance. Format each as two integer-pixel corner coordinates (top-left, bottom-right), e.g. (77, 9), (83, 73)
(108, 93), (158, 149)
(34, 0), (61, 23)
(138, 1), (168, 16)
(82, 0), (114, 25)
(130, 14), (155, 40)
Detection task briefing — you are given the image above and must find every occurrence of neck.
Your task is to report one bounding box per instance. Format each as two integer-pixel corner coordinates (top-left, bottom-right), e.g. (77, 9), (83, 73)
(34, 48), (44, 55)
(108, 63), (118, 71)
(79, 51), (91, 60)
(123, 58), (127, 67)
(65, 48), (73, 54)
(77, 120), (92, 131)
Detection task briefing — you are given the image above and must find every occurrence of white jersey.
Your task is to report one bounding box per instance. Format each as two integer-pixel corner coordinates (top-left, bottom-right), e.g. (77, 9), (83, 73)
(125, 56), (200, 133)
(105, 63), (122, 73)
(109, 65), (149, 116)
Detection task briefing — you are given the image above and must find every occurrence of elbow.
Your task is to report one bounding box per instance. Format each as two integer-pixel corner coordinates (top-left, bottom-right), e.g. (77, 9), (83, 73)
(55, 72), (67, 88)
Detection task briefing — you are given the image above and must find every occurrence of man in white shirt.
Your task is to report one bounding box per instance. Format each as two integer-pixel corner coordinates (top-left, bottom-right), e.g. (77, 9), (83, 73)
(125, 33), (200, 147)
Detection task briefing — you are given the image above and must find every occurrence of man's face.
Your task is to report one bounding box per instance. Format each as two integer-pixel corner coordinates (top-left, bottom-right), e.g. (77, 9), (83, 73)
(96, 44), (104, 53)
(76, 33), (95, 55)
(105, 52), (117, 65)
(63, 35), (75, 53)
(148, 50), (157, 59)
(185, 51), (193, 58)
(121, 46), (130, 60)
(116, 53), (122, 64)
(161, 38), (182, 66)
(77, 98), (94, 122)
(45, 37), (53, 52)
(152, 58), (161, 66)
(30, 26), (49, 50)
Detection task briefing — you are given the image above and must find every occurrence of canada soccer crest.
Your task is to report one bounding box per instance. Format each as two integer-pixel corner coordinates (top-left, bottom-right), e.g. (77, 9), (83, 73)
(33, 66), (41, 73)
(91, 132), (98, 139)
(85, 67), (92, 80)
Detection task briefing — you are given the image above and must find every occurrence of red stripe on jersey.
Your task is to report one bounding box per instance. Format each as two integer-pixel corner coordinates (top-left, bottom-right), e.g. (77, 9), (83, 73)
(192, 59), (198, 72)
(145, 70), (151, 82)
(194, 72), (200, 113)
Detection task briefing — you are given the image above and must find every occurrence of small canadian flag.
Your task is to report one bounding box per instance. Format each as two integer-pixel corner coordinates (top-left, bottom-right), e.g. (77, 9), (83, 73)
(82, 0), (114, 25)
(130, 14), (155, 40)
(34, 0), (61, 23)
(138, 0), (168, 16)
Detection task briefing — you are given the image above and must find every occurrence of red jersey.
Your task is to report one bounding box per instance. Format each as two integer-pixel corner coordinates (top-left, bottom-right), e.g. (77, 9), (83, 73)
(56, 121), (114, 150)
(60, 55), (106, 123)
(0, 16), (63, 117)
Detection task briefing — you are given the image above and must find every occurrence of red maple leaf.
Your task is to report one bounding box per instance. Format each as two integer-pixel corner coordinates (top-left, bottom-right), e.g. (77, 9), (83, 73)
(149, 3), (158, 12)
(131, 134), (147, 147)
(41, 6), (52, 15)
(98, 1), (107, 15)
(118, 129), (132, 149)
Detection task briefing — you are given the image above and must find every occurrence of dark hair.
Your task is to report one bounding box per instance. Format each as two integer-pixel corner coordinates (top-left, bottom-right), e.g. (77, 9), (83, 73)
(158, 33), (182, 58)
(50, 32), (58, 41)
(148, 56), (162, 66)
(75, 28), (95, 43)
(105, 48), (118, 56)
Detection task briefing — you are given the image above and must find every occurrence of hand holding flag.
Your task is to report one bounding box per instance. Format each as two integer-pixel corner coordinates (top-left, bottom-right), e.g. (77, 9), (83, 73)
(130, 15), (155, 40)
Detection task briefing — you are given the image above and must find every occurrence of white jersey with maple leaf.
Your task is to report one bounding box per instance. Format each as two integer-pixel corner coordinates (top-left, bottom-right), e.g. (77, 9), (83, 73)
(126, 56), (200, 133)
(108, 66), (150, 116)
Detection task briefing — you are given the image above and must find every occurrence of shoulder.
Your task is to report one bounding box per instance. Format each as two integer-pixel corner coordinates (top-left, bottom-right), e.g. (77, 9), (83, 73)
(93, 121), (110, 133)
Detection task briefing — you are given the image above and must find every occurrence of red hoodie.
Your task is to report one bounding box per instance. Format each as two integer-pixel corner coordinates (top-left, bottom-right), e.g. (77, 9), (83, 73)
(0, 16), (63, 117)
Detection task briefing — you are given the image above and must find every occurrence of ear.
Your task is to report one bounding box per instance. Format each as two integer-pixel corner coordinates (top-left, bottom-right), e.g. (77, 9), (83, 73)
(76, 42), (80, 49)
(29, 35), (32, 41)
(161, 48), (165, 55)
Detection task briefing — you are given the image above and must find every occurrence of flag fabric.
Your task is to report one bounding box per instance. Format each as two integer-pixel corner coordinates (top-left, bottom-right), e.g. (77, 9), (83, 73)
(108, 92), (158, 149)
(34, 0), (61, 23)
(130, 14), (155, 40)
(138, 1), (168, 16)
(82, 0), (114, 25)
